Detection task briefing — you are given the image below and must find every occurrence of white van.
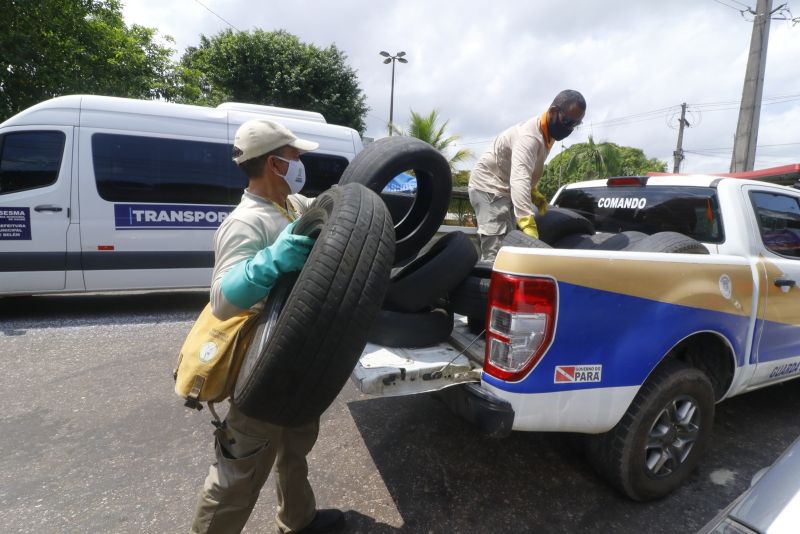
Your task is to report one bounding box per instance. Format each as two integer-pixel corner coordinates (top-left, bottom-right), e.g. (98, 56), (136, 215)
(0, 95), (363, 296)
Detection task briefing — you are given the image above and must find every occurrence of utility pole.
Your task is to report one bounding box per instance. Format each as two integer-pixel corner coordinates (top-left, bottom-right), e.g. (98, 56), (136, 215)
(673, 103), (690, 173)
(730, 0), (778, 172)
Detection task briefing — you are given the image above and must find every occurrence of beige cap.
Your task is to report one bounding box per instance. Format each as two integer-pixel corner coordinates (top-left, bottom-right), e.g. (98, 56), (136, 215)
(232, 119), (319, 163)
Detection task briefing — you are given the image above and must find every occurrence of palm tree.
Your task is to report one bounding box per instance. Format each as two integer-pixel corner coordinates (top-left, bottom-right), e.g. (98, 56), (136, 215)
(392, 109), (472, 172)
(565, 135), (623, 179)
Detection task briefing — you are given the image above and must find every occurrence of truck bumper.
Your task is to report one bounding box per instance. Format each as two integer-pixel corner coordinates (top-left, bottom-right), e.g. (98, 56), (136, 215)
(436, 383), (515, 438)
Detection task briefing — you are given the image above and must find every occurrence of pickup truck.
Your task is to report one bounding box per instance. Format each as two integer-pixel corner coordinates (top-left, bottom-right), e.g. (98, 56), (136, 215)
(350, 174), (800, 501)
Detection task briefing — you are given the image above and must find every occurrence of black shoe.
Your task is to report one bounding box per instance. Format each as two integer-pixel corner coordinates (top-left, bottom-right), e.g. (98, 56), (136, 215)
(295, 509), (346, 534)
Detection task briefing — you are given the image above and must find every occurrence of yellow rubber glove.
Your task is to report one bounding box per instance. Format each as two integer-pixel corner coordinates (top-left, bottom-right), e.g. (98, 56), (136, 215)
(531, 187), (549, 216)
(517, 215), (539, 238)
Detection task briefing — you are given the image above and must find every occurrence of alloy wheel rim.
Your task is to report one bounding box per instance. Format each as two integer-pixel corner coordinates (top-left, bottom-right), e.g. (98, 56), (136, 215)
(644, 395), (701, 477)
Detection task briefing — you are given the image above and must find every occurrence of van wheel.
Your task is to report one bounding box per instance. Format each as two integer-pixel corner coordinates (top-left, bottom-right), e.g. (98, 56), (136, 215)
(338, 136), (452, 264)
(384, 231), (478, 312)
(234, 183), (395, 426)
(585, 360), (715, 501)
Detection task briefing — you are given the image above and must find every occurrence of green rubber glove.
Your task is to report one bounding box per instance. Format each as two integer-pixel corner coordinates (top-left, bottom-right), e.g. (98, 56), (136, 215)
(517, 215), (539, 238)
(221, 220), (315, 310)
(531, 187), (549, 216)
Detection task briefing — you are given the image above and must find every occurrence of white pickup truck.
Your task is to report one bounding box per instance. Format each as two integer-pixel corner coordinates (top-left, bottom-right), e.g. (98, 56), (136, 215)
(351, 174), (800, 501)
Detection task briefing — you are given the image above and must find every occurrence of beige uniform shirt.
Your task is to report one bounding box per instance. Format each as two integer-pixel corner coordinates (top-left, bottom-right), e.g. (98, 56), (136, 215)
(210, 191), (312, 320)
(469, 116), (552, 219)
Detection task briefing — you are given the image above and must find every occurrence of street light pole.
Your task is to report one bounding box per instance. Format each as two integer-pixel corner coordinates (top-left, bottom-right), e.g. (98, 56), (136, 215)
(380, 51), (407, 136)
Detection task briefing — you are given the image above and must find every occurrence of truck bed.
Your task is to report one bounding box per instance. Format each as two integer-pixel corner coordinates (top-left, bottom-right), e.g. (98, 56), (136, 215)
(350, 316), (483, 396)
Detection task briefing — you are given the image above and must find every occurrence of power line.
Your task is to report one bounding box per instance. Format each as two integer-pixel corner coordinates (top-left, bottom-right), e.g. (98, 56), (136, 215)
(451, 91), (800, 144)
(193, 0), (240, 31)
(711, 0), (749, 12)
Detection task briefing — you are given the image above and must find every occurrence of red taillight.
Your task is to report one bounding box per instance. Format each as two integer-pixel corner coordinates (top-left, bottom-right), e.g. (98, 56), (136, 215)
(484, 273), (557, 381)
(607, 177), (647, 187)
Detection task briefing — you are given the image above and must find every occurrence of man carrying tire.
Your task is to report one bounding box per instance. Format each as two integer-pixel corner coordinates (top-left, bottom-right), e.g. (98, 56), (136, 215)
(468, 90), (586, 261)
(191, 119), (345, 534)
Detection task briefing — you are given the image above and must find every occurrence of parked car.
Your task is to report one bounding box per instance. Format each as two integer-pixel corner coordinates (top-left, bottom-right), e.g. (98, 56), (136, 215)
(698, 434), (800, 534)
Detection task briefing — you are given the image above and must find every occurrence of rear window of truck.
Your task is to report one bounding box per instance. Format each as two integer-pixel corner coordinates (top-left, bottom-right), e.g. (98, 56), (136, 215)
(555, 185), (724, 243)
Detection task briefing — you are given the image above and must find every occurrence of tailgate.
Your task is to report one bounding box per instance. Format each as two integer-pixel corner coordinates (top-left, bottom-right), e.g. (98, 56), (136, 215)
(350, 315), (484, 396)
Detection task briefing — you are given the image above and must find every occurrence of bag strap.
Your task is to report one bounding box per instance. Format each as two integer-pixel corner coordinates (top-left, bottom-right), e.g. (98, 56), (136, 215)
(183, 376), (205, 411)
(207, 402), (235, 444)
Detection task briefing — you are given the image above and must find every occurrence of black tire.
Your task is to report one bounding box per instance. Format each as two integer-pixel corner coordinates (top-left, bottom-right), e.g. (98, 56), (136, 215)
(625, 231), (709, 254)
(339, 136), (452, 264)
(554, 233), (596, 249)
(472, 260), (494, 278)
(535, 207), (595, 246)
(501, 230), (552, 249)
(585, 360), (715, 501)
(555, 231), (649, 251)
(450, 276), (490, 318)
(380, 191), (417, 225)
(368, 307), (454, 348)
(384, 231), (478, 312)
(594, 231), (649, 251)
(467, 315), (485, 336)
(234, 183), (395, 426)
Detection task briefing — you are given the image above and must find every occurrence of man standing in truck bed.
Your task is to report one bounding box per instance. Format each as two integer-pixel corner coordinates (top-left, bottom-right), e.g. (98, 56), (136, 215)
(468, 89), (586, 260)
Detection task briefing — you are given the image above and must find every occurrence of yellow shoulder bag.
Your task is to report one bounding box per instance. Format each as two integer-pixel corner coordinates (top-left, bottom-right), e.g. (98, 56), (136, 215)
(173, 303), (258, 412)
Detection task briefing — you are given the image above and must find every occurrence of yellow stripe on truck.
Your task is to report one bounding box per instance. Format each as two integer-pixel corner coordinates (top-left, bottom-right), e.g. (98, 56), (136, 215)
(494, 249), (754, 318)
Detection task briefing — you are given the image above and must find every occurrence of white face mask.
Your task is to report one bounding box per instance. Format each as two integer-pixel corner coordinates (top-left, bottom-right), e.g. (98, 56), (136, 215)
(274, 156), (306, 194)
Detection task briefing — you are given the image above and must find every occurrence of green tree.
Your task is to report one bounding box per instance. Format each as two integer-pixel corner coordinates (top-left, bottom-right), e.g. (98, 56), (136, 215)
(392, 109), (472, 173)
(179, 29), (368, 133)
(0, 0), (178, 121)
(538, 138), (667, 198)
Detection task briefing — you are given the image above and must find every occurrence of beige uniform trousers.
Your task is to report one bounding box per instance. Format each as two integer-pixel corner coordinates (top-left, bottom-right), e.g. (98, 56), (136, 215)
(191, 402), (320, 534)
(468, 188), (516, 261)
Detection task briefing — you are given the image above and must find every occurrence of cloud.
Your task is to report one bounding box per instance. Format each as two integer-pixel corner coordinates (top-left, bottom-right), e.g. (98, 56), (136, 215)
(122, 0), (800, 174)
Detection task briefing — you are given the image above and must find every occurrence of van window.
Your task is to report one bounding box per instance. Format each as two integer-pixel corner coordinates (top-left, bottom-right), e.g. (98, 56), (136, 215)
(92, 133), (241, 205)
(555, 185), (724, 243)
(0, 131), (66, 195)
(750, 191), (800, 258)
(299, 152), (349, 196)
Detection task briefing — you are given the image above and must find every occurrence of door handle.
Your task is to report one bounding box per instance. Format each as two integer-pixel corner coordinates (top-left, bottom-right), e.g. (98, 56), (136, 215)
(774, 279), (796, 289)
(34, 204), (63, 213)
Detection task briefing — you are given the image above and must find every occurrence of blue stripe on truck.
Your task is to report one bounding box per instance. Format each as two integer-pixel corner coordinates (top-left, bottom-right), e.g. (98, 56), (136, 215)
(483, 280), (750, 394)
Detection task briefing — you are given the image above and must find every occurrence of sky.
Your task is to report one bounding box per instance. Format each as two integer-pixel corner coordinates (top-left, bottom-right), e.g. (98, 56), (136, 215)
(121, 0), (800, 174)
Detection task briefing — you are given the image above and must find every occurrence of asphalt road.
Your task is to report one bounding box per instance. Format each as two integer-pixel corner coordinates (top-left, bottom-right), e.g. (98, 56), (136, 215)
(2, 291), (799, 534)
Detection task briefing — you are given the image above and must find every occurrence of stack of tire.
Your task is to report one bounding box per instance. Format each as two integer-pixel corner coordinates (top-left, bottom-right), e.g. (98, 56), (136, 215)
(450, 206), (709, 335)
(338, 136), (479, 348)
(233, 183), (396, 426)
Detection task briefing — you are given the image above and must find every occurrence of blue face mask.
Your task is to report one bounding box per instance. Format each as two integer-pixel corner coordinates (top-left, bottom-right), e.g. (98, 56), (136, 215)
(274, 156), (307, 194)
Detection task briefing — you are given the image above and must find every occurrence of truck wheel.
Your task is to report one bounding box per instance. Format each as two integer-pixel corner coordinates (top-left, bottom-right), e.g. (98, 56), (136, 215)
(234, 183), (395, 426)
(586, 360), (715, 501)
(384, 231), (478, 312)
(501, 230), (552, 249)
(338, 136), (452, 264)
(367, 307), (454, 348)
(535, 207), (595, 245)
(625, 231), (709, 254)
